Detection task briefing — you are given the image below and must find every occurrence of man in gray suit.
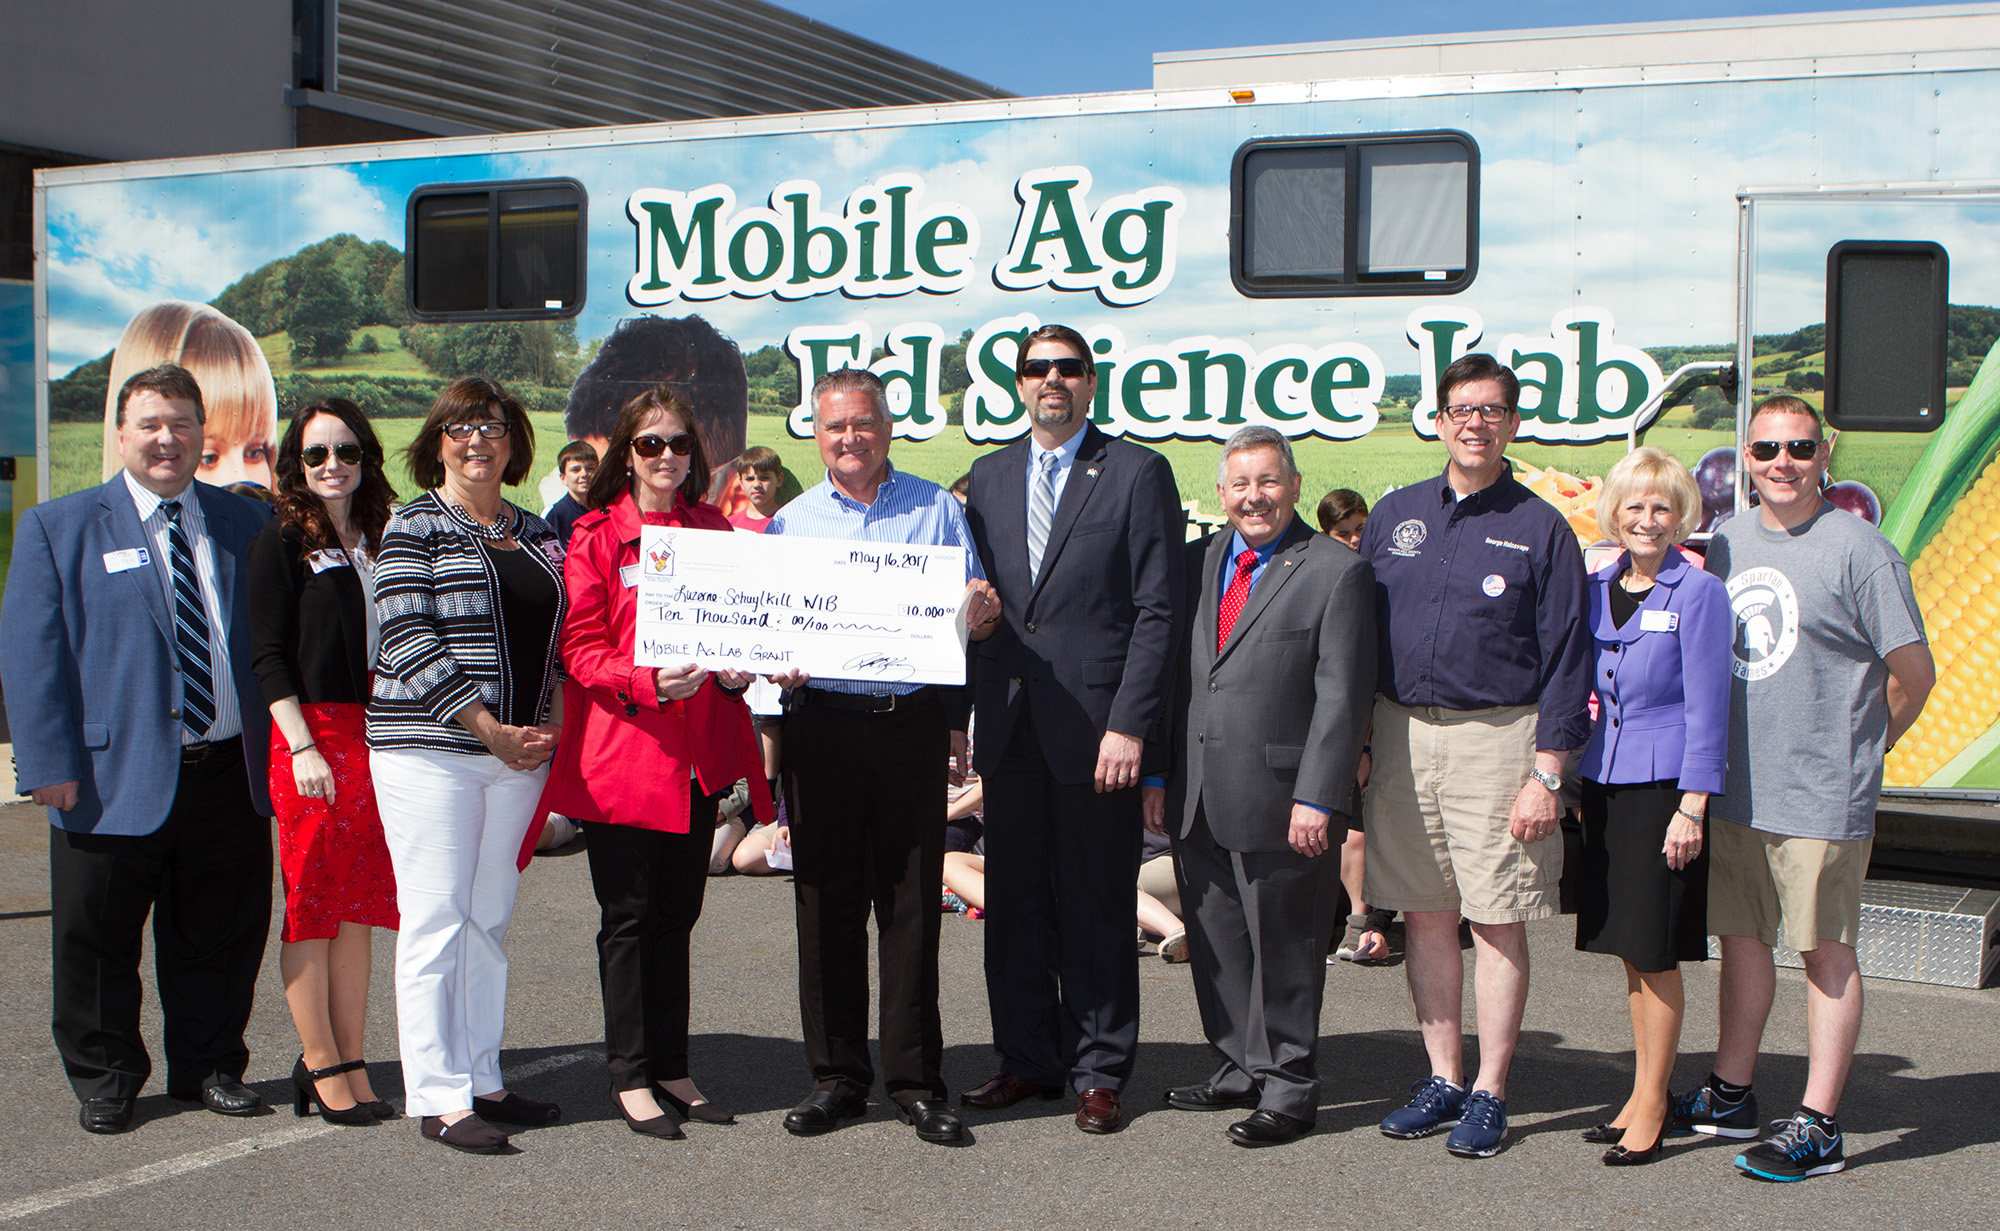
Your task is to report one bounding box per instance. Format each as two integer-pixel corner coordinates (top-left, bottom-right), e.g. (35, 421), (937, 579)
(1142, 426), (1376, 1147)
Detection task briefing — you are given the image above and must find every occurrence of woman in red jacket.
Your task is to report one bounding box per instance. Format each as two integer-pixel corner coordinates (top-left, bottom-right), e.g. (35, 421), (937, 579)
(534, 384), (769, 1139)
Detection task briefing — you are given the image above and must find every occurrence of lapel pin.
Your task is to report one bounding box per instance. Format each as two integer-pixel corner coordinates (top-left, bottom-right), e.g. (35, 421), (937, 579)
(1085, 467), (1099, 477)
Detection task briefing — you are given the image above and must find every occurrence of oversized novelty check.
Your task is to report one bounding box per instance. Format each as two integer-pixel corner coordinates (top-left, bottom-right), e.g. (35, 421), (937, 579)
(633, 526), (969, 685)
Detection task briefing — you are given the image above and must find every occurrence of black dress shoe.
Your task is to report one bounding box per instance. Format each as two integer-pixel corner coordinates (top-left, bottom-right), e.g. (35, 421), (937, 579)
(657, 1086), (736, 1124)
(472, 1091), (561, 1124)
(1603, 1136), (1662, 1165)
(200, 1080), (265, 1116)
(79, 1097), (135, 1134)
(1165, 1082), (1259, 1112)
(613, 1088), (684, 1140)
(421, 1113), (509, 1154)
(1228, 1108), (1315, 1147)
(783, 1090), (867, 1136)
(897, 1099), (967, 1144)
(960, 1073), (1061, 1110)
(1580, 1122), (1624, 1144)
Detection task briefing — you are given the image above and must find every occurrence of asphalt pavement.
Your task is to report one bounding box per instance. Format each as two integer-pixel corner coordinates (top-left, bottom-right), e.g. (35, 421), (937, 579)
(1, 795), (1996, 1230)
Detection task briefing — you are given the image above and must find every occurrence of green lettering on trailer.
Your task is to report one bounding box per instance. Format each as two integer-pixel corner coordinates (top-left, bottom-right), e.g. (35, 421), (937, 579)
(1179, 349), (1247, 425)
(784, 192), (848, 286)
(639, 198), (726, 290)
(1009, 178), (1103, 277)
(1121, 359), (1176, 424)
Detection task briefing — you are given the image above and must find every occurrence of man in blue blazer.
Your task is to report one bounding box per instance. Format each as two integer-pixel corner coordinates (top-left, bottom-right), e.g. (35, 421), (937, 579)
(1, 364), (274, 1134)
(959, 324), (1184, 1134)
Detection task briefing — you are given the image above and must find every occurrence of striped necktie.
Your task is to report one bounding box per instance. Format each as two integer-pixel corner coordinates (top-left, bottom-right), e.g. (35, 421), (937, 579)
(161, 500), (216, 739)
(1028, 451), (1058, 583)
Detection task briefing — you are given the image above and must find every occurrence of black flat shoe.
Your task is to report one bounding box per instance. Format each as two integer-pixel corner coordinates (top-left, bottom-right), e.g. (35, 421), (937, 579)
(657, 1086), (736, 1124)
(783, 1090), (867, 1136)
(421, 1113), (508, 1154)
(361, 1099), (396, 1119)
(1164, 1082), (1259, 1112)
(1603, 1138), (1662, 1166)
(199, 1080), (265, 1116)
(292, 1056), (374, 1126)
(1228, 1108), (1315, 1147)
(1580, 1122), (1625, 1144)
(79, 1097), (135, 1135)
(472, 1091), (561, 1125)
(614, 1089), (685, 1140)
(897, 1098), (967, 1144)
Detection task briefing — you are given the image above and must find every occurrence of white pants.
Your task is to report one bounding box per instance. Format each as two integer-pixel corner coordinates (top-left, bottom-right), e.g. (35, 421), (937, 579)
(372, 747), (549, 1117)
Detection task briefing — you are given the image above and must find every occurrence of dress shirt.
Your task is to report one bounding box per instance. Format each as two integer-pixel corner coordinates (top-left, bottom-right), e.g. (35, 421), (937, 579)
(1025, 427), (1087, 517)
(1360, 465), (1591, 752)
(767, 462), (985, 696)
(122, 471), (241, 743)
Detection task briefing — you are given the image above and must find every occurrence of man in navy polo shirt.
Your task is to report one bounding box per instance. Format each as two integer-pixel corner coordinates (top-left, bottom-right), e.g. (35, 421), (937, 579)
(1357, 352), (1591, 1158)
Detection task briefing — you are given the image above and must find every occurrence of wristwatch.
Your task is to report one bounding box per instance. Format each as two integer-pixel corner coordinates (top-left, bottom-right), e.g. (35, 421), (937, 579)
(1527, 767), (1562, 793)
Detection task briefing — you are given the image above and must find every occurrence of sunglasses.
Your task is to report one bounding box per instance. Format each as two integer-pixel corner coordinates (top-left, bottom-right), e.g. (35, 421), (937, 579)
(1440, 404), (1513, 424)
(1747, 438), (1821, 462)
(1019, 357), (1089, 380)
(632, 432), (696, 459)
(443, 421), (510, 441)
(301, 443), (364, 467)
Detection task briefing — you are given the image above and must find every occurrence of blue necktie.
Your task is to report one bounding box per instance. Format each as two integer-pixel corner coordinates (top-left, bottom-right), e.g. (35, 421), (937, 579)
(161, 500), (216, 739)
(1028, 452), (1058, 583)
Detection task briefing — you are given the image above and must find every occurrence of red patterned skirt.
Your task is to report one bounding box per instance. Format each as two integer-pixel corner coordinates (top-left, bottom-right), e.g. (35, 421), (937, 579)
(269, 703), (399, 942)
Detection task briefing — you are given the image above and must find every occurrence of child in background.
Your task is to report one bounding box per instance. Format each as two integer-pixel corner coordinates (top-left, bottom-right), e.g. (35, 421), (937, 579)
(1316, 488), (1392, 963)
(728, 446), (785, 533)
(545, 440), (599, 547)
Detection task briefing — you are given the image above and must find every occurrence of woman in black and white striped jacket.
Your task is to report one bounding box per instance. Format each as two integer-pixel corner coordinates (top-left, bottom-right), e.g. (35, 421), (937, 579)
(366, 376), (567, 1155)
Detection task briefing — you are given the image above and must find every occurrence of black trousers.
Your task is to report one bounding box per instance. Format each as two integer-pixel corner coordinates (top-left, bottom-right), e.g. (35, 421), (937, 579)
(582, 789), (718, 1091)
(48, 747), (272, 1102)
(1175, 801), (1339, 1121)
(784, 692), (947, 1106)
(982, 710), (1144, 1093)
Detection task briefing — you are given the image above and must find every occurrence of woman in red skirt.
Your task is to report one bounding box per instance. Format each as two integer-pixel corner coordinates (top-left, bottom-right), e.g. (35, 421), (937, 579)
(249, 397), (400, 1124)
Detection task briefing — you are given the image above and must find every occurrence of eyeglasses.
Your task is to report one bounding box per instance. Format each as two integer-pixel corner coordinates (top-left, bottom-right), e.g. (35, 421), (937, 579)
(1019, 358), (1089, 381)
(1747, 438), (1821, 462)
(301, 443), (363, 467)
(632, 433), (696, 459)
(443, 421), (510, 441)
(1440, 404), (1512, 424)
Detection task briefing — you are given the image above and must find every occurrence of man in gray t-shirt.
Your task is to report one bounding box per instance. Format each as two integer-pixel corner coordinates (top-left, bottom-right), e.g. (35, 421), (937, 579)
(1672, 396), (1934, 1183)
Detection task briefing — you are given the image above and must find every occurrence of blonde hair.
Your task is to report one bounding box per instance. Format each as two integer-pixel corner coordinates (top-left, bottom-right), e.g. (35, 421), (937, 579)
(101, 302), (278, 480)
(1595, 446), (1702, 547)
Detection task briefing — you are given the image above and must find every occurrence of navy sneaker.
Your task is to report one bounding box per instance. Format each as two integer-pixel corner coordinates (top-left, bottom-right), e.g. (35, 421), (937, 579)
(1734, 1112), (1846, 1181)
(1667, 1082), (1760, 1139)
(1379, 1076), (1466, 1139)
(1444, 1090), (1508, 1158)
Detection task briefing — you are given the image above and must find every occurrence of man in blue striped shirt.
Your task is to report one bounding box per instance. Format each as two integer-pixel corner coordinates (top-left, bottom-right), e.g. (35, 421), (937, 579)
(766, 368), (1000, 1147)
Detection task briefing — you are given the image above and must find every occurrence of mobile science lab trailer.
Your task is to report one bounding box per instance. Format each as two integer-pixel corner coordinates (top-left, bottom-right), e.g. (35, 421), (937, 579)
(27, 11), (2000, 899)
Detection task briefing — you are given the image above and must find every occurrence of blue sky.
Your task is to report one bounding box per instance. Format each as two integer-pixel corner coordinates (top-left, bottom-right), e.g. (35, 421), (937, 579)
(772, 0), (1951, 95)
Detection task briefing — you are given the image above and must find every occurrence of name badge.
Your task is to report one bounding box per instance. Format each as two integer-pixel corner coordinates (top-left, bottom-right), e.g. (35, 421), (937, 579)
(539, 540), (566, 568)
(620, 563), (640, 589)
(1639, 610), (1679, 633)
(306, 549), (351, 574)
(103, 548), (150, 573)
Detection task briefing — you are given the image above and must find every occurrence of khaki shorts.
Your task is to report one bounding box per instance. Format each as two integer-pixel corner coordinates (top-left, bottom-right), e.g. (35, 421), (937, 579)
(1707, 817), (1870, 951)
(1362, 697), (1560, 925)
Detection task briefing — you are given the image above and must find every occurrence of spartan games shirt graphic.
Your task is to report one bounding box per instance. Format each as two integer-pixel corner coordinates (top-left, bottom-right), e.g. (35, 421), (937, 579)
(1726, 566), (1799, 681)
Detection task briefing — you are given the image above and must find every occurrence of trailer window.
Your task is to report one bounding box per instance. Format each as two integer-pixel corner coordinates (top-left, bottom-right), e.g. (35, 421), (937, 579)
(407, 180), (586, 320)
(1232, 132), (1476, 297)
(1824, 240), (1948, 432)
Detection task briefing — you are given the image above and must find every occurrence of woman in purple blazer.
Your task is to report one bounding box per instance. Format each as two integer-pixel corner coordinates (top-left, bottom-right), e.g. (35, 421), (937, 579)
(1573, 446), (1731, 1167)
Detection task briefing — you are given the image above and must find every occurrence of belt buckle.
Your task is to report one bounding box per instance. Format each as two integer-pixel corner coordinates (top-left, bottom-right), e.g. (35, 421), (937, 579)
(874, 692), (897, 713)
(182, 741), (210, 763)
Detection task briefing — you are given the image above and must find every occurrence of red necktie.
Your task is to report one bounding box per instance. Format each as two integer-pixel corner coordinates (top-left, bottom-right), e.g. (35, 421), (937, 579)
(1216, 549), (1258, 652)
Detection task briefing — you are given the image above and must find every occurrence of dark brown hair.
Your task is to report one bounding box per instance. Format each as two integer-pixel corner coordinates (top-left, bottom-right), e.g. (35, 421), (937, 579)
(1315, 488), (1368, 533)
(405, 376), (536, 489)
(274, 398), (398, 554)
(1015, 323), (1095, 379)
(736, 445), (783, 477)
(556, 439), (600, 471)
(1436, 352), (1520, 415)
(116, 364), (206, 426)
(583, 384), (712, 512)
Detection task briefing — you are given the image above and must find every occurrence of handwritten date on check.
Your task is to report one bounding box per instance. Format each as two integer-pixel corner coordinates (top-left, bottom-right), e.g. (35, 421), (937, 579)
(634, 527), (970, 685)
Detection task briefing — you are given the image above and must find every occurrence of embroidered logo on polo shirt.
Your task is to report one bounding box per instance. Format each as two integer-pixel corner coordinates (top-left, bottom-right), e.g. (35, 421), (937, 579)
(1389, 519), (1428, 556)
(1485, 536), (1530, 553)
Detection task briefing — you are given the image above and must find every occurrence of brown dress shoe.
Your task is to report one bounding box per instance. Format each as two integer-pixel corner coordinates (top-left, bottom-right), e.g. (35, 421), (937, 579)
(961, 1073), (1062, 1110)
(1076, 1088), (1124, 1134)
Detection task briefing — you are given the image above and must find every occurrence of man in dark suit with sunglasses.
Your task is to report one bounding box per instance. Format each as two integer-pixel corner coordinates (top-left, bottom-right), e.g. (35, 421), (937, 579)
(959, 324), (1185, 1134)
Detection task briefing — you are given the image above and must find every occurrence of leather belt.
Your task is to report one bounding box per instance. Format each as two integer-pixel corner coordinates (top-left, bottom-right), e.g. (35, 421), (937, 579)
(795, 685), (938, 715)
(181, 735), (241, 764)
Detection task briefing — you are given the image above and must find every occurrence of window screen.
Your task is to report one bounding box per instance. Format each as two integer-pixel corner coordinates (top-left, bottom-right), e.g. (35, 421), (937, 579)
(1232, 132), (1476, 297)
(1824, 241), (1948, 433)
(408, 179), (586, 320)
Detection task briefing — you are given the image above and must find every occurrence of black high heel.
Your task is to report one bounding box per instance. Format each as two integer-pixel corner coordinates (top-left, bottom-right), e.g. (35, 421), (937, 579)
(614, 1086), (684, 1139)
(656, 1085), (736, 1124)
(1603, 1134), (1663, 1165)
(292, 1055), (375, 1125)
